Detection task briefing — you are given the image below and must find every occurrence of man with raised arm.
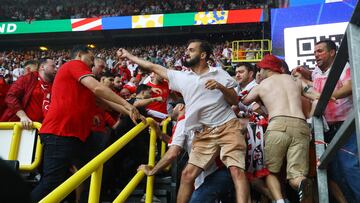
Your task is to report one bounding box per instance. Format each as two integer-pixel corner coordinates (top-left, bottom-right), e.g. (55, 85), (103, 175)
(118, 39), (249, 203)
(242, 54), (320, 203)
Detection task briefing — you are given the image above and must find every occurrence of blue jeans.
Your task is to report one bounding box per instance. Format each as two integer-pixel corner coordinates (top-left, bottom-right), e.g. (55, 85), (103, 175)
(190, 167), (235, 203)
(326, 123), (360, 202)
(31, 134), (85, 202)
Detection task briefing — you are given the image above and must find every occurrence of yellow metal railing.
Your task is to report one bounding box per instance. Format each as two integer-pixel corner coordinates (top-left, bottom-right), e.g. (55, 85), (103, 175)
(0, 122), (42, 172)
(231, 39), (272, 63)
(161, 117), (172, 172)
(161, 117), (171, 158)
(40, 118), (158, 203)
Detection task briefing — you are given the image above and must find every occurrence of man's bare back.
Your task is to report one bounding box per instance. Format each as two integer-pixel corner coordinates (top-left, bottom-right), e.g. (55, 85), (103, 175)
(244, 74), (306, 120)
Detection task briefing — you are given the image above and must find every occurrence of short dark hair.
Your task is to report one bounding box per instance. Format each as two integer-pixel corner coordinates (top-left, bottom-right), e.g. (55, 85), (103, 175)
(136, 84), (151, 94)
(101, 70), (114, 78)
(39, 57), (52, 66)
(236, 62), (256, 73)
(70, 45), (90, 59)
(24, 60), (39, 68)
(170, 99), (185, 108)
(316, 40), (337, 52)
(187, 39), (213, 60)
(95, 57), (105, 63)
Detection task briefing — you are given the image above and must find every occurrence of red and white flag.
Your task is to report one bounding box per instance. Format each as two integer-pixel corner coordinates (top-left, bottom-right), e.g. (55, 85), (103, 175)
(71, 18), (102, 31)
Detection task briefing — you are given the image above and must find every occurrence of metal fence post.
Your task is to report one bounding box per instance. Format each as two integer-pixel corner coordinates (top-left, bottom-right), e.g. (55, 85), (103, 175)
(313, 117), (329, 203)
(347, 22), (360, 163)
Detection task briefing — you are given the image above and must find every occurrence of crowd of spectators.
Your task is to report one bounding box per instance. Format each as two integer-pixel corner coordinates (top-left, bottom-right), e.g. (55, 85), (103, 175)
(0, 0), (267, 22)
(0, 41), (239, 82)
(1, 33), (359, 202)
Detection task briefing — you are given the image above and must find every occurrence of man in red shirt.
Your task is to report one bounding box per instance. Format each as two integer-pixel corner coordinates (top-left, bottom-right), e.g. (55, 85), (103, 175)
(92, 57), (106, 79)
(146, 72), (169, 120)
(114, 59), (131, 83)
(0, 76), (11, 116)
(31, 46), (144, 202)
(1, 58), (56, 129)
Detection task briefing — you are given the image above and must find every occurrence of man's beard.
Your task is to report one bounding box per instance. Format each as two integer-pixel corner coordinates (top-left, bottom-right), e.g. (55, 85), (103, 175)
(113, 86), (121, 92)
(45, 73), (55, 82)
(183, 56), (200, 68)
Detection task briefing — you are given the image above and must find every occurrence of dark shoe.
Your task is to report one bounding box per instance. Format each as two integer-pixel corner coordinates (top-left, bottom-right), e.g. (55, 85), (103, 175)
(298, 178), (313, 203)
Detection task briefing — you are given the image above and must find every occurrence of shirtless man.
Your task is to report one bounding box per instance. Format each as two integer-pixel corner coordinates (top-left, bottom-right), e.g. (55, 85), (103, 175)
(242, 54), (319, 203)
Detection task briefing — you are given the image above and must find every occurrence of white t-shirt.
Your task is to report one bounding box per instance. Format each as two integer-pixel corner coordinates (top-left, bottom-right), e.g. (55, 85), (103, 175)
(106, 58), (114, 70)
(235, 79), (258, 113)
(312, 63), (353, 123)
(12, 67), (24, 81)
(167, 67), (238, 133)
(127, 63), (138, 77)
(169, 117), (218, 189)
(222, 48), (232, 59)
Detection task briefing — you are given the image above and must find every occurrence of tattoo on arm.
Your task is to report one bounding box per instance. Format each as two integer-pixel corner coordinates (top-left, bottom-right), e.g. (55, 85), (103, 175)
(304, 84), (312, 93)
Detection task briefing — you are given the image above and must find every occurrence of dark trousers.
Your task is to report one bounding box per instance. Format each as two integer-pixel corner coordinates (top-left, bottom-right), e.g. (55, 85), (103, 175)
(325, 122), (360, 202)
(31, 134), (85, 202)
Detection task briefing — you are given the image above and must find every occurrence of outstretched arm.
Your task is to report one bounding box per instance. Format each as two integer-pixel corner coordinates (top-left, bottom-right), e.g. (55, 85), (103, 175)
(242, 85), (260, 105)
(138, 145), (182, 176)
(134, 97), (162, 108)
(117, 48), (169, 81)
(205, 79), (238, 105)
(301, 80), (320, 101)
(81, 76), (145, 124)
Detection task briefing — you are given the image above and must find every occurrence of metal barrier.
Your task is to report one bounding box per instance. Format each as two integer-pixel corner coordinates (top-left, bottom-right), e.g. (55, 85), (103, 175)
(161, 117), (171, 158)
(0, 122), (42, 172)
(161, 117), (172, 172)
(231, 39), (272, 63)
(312, 2), (360, 202)
(40, 118), (158, 203)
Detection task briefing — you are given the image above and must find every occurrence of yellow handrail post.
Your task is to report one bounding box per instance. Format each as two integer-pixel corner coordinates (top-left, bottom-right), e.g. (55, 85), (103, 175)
(8, 124), (21, 160)
(114, 171), (146, 203)
(0, 122), (43, 171)
(161, 117), (171, 158)
(20, 122), (43, 172)
(162, 117), (172, 172)
(88, 165), (103, 203)
(145, 123), (157, 203)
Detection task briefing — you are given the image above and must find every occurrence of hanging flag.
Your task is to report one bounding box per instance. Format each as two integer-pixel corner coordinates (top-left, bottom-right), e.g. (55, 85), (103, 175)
(194, 10), (228, 25)
(132, 14), (163, 28)
(227, 9), (263, 24)
(71, 18), (102, 31)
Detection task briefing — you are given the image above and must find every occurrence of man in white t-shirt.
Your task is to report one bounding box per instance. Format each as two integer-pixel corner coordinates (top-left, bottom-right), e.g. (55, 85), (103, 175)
(106, 56), (114, 70)
(12, 64), (24, 81)
(118, 39), (249, 203)
(127, 60), (138, 77)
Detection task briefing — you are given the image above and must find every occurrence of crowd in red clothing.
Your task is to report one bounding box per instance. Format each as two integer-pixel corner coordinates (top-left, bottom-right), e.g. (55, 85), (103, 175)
(1, 37), (359, 203)
(0, 41), (235, 84)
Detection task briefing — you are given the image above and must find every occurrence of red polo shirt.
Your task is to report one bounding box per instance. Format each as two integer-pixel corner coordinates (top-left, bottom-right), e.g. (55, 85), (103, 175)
(40, 60), (96, 142)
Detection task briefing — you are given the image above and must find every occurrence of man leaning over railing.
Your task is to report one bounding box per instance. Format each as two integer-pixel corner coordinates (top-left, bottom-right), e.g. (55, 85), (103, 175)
(138, 102), (235, 202)
(31, 45), (145, 202)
